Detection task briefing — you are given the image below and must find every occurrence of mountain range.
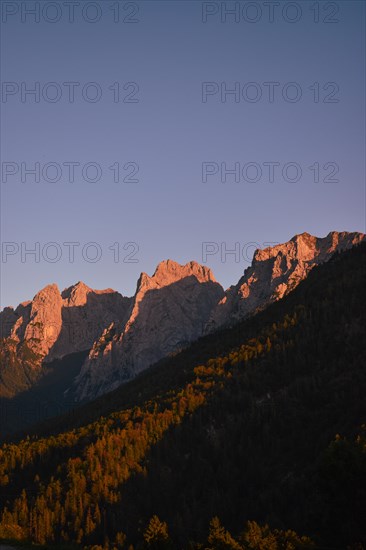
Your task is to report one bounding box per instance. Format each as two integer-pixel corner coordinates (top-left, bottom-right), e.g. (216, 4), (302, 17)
(0, 230), (364, 406)
(0, 235), (365, 549)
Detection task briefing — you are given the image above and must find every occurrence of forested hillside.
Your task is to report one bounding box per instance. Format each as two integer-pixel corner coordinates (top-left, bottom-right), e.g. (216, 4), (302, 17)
(0, 243), (365, 549)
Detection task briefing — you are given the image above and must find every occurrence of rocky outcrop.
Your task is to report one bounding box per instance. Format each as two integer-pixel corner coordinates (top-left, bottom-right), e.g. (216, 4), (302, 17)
(0, 282), (131, 362)
(205, 231), (366, 332)
(72, 260), (224, 400)
(0, 285), (62, 358)
(51, 283), (131, 360)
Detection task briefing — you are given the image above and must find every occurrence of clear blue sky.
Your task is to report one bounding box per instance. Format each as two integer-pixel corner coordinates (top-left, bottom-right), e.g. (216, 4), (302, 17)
(1, 0), (365, 308)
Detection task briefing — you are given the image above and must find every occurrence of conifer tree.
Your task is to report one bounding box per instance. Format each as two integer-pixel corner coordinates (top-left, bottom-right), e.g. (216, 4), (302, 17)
(143, 515), (172, 549)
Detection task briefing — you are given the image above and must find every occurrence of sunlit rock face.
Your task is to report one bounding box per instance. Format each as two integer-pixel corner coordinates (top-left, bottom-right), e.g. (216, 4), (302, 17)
(205, 231), (366, 332)
(0, 282), (131, 362)
(72, 260), (224, 400)
(0, 284), (62, 359)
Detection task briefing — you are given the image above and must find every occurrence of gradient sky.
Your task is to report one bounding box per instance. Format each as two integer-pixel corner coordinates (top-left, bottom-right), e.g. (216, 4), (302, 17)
(1, 0), (365, 308)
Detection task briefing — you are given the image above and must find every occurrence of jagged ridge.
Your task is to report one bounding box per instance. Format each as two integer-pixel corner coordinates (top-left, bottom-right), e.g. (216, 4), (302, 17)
(1, 231), (365, 402)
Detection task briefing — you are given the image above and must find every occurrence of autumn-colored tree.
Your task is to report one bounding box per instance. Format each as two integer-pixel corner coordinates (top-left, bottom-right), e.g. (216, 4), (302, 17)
(241, 521), (313, 550)
(114, 531), (127, 548)
(241, 521), (276, 549)
(143, 515), (172, 549)
(207, 516), (243, 549)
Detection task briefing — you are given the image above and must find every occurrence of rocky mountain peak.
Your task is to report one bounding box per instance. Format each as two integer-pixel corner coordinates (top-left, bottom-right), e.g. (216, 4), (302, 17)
(253, 233), (317, 264)
(206, 231), (366, 332)
(152, 259), (216, 286)
(33, 283), (61, 302)
(0, 281), (132, 365)
(61, 281), (93, 306)
(73, 259), (224, 400)
(23, 284), (63, 354)
(135, 260), (217, 295)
